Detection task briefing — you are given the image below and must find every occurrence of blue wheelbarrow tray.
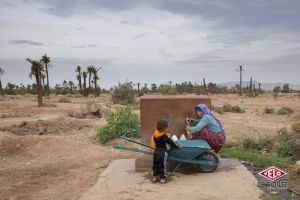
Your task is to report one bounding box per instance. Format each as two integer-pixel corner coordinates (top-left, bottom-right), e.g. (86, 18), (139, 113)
(114, 136), (219, 173)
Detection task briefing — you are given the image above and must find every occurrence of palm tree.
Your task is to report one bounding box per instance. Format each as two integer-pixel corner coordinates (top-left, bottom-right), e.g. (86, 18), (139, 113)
(75, 66), (82, 94)
(91, 67), (101, 97)
(26, 58), (44, 106)
(87, 65), (94, 93)
(82, 71), (87, 96)
(41, 54), (51, 96)
(0, 67), (5, 96)
(41, 73), (46, 96)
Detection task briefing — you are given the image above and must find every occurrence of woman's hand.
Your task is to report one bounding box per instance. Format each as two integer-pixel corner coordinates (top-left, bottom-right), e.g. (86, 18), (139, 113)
(186, 126), (191, 132)
(186, 125), (192, 139)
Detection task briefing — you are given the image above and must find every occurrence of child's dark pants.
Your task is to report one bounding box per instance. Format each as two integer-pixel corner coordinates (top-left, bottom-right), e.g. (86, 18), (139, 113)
(152, 150), (168, 179)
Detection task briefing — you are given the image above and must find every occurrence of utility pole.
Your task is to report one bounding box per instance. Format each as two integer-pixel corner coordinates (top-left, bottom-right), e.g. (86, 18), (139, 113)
(250, 77), (252, 93)
(137, 82), (140, 94)
(203, 78), (207, 95)
(239, 65), (243, 96)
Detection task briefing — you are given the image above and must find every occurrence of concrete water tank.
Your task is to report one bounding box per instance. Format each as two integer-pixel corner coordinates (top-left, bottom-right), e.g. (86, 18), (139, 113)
(140, 95), (211, 144)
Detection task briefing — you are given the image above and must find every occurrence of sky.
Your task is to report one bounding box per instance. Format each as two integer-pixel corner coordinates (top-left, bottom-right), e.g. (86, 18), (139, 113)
(0, 0), (300, 89)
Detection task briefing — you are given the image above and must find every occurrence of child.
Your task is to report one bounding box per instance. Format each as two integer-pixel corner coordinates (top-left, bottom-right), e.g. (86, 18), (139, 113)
(152, 119), (179, 183)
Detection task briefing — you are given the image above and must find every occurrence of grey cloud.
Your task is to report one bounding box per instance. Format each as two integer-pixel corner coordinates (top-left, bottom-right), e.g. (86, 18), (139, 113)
(134, 33), (150, 39)
(158, 0), (300, 31)
(174, 55), (237, 65)
(158, 48), (174, 58)
(8, 40), (44, 46)
(72, 44), (98, 48)
(1, 1), (15, 7)
(36, 0), (141, 17)
(32, 0), (300, 32)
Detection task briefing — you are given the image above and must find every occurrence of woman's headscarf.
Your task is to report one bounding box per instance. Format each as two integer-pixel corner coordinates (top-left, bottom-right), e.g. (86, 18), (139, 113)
(195, 104), (225, 133)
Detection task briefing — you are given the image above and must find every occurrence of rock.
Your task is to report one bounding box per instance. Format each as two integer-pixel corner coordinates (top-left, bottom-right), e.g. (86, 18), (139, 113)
(69, 111), (84, 119)
(296, 166), (300, 174)
(19, 121), (27, 127)
(270, 191), (279, 195)
(58, 96), (71, 103)
(296, 160), (300, 165)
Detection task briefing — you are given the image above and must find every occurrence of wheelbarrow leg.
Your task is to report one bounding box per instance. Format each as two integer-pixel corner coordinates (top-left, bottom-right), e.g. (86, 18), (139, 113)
(168, 163), (183, 176)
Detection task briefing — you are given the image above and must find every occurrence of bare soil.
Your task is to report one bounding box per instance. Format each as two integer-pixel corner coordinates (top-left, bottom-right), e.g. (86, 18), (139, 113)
(0, 93), (299, 200)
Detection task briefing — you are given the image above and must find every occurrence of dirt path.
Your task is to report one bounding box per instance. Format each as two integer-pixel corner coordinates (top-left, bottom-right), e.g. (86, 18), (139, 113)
(0, 132), (135, 200)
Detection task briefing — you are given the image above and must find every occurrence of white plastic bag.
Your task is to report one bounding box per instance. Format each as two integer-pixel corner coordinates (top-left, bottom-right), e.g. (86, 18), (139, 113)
(172, 134), (178, 142)
(179, 134), (187, 140)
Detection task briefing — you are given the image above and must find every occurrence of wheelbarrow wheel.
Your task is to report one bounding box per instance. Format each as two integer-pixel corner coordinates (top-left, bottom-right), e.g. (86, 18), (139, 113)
(195, 151), (219, 173)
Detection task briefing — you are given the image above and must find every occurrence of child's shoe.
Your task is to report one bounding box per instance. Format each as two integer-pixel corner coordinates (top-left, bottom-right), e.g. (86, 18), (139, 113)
(152, 176), (158, 182)
(160, 178), (166, 183)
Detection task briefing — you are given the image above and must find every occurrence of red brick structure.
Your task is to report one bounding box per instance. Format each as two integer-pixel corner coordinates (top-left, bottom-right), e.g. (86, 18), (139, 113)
(140, 95), (211, 144)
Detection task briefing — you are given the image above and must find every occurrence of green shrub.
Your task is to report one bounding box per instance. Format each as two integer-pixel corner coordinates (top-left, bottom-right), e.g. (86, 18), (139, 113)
(277, 107), (294, 115)
(273, 92), (279, 99)
(275, 128), (300, 160)
(241, 136), (275, 152)
(291, 119), (300, 133)
(262, 194), (284, 200)
(211, 105), (224, 114)
(223, 103), (244, 113)
(221, 147), (293, 168)
(264, 107), (275, 114)
(233, 127), (300, 161)
(96, 105), (140, 144)
(112, 82), (135, 105)
(158, 84), (177, 95)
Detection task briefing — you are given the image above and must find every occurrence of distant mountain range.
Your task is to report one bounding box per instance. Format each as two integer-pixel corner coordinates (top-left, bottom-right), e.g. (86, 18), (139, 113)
(217, 81), (300, 90)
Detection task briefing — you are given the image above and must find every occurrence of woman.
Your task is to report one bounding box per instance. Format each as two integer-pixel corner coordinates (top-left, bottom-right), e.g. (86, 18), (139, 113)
(187, 104), (226, 153)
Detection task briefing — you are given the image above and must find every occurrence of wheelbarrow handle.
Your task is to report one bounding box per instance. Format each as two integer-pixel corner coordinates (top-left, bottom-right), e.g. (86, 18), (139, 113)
(120, 136), (155, 149)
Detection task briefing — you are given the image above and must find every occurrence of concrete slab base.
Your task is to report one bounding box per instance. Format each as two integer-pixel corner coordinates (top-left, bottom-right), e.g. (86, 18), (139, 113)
(80, 159), (263, 200)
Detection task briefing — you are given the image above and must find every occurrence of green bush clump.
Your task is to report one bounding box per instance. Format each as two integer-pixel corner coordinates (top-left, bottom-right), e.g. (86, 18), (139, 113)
(277, 107), (294, 115)
(112, 82), (135, 105)
(275, 128), (300, 160)
(223, 103), (245, 113)
(291, 119), (300, 133)
(237, 128), (300, 161)
(264, 107), (275, 114)
(96, 105), (140, 144)
(211, 105), (224, 114)
(241, 137), (275, 153)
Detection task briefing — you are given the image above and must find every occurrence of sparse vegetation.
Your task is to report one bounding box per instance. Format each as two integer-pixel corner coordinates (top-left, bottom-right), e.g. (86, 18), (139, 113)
(0, 67), (5, 96)
(221, 147), (293, 168)
(212, 105), (224, 114)
(96, 105), (140, 144)
(277, 107), (294, 115)
(262, 194), (284, 200)
(291, 119), (300, 133)
(275, 128), (300, 160)
(223, 103), (245, 113)
(281, 84), (290, 93)
(227, 128), (300, 162)
(112, 82), (135, 105)
(273, 86), (280, 99)
(264, 107), (274, 114)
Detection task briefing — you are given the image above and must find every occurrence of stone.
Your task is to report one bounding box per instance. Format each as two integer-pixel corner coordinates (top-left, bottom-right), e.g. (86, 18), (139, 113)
(58, 96), (71, 103)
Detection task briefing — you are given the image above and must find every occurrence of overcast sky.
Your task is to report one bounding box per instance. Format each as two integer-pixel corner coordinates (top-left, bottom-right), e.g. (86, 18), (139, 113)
(0, 0), (300, 89)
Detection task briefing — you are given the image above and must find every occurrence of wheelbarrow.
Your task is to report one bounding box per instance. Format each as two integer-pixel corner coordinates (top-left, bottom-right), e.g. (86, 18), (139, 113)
(113, 136), (219, 173)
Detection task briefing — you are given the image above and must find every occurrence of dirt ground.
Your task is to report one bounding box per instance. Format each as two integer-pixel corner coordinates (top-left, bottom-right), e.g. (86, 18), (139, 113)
(0, 93), (299, 200)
